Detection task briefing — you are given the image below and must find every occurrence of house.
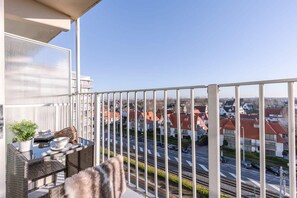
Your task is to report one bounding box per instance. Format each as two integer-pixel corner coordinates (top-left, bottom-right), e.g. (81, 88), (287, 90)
(127, 110), (160, 132)
(220, 118), (287, 157)
(242, 103), (254, 112)
(195, 105), (208, 114)
(265, 108), (284, 122)
(221, 99), (245, 117)
(168, 113), (208, 140)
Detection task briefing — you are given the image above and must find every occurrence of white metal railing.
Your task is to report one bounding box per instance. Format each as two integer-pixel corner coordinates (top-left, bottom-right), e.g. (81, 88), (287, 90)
(72, 78), (296, 198)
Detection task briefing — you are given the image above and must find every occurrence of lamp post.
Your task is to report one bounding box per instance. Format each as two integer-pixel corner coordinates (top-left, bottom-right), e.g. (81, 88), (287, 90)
(241, 126), (245, 162)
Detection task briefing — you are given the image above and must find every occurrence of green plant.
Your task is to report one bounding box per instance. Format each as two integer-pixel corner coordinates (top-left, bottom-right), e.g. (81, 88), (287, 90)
(9, 120), (38, 141)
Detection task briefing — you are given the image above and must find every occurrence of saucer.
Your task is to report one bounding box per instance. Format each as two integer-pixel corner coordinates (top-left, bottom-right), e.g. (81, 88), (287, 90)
(50, 143), (72, 151)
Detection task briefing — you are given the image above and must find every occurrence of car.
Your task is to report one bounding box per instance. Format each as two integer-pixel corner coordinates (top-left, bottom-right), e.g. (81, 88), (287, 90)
(182, 147), (189, 153)
(266, 166), (288, 176)
(138, 137), (144, 142)
(241, 160), (252, 169)
(266, 166), (280, 176)
(251, 162), (260, 170)
(167, 144), (178, 151)
(220, 156), (227, 163)
(157, 142), (164, 148)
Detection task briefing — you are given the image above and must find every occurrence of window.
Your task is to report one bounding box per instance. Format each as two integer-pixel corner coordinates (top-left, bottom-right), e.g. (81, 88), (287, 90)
(265, 134), (275, 141)
(225, 129), (234, 135)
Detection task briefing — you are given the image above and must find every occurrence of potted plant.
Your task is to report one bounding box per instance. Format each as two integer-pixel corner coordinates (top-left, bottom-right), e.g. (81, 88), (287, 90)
(9, 120), (38, 152)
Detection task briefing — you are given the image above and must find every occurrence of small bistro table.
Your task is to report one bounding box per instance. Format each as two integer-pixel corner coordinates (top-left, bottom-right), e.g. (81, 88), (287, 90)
(6, 138), (94, 198)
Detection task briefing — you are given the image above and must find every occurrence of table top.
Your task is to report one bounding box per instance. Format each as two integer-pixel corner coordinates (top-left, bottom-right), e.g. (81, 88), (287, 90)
(12, 138), (94, 164)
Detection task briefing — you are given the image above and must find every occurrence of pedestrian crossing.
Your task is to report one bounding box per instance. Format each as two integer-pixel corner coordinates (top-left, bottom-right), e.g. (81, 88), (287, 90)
(128, 144), (288, 195)
(247, 178), (260, 187)
(186, 160), (192, 167)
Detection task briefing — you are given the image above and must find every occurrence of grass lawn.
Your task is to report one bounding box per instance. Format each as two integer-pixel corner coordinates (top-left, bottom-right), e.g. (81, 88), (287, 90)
(222, 147), (289, 169)
(122, 127), (192, 147)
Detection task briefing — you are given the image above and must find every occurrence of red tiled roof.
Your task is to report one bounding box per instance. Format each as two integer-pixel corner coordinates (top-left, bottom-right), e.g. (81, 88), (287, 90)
(128, 110), (142, 122)
(265, 108), (282, 117)
(220, 118), (286, 143)
(145, 111), (160, 121)
(103, 111), (120, 121)
(195, 105), (207, 113)
(269, 122), (287, 135)
(129, 110), (160, 122)
(169, 113), (208, 131)
(276, 135), (286, 144)
(240, 114), (259, 120)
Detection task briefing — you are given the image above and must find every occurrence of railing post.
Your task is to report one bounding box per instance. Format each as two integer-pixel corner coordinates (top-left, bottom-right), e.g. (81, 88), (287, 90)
(288, 82), (296, 198)
(259, 84), (266, 198)
(235, 86), (242, 198)
(207, 84), (220, 198)
(94, 93), (101, 165)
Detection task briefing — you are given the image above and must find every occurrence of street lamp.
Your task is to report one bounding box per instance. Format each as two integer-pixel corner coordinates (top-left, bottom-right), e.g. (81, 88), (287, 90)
(241, 126), (245, 162)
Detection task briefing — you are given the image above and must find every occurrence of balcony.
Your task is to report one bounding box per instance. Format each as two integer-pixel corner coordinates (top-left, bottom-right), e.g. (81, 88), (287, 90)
(3, 34), (297, 196)
(67, 78), (296, 198)
(1, 7), (297, 198)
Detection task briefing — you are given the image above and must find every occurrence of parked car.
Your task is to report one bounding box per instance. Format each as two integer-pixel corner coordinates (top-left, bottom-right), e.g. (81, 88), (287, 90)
(168, 144), (174, 149)
(157, 142), (164, 148)
(266, 166), (280, 176)
(251, 162), (260, 170)
(182, 147), (189, 153)
(167, 144), (178, 151)
(241, 160), (252, 169)
(220, 156), (227, 163)
(266, 166), (288, 176)
(171, 145), (178, 151)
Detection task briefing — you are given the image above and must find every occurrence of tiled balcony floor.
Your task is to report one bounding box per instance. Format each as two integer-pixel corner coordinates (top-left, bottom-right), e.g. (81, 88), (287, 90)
(28, 172), (143, 198)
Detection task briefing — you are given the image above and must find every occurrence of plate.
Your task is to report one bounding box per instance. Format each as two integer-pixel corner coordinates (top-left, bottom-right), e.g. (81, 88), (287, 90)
(50, 143), (72, 151)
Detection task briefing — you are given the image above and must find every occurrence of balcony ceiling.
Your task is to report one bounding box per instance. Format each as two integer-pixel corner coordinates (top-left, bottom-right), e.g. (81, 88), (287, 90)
(4, 0), (101, 43)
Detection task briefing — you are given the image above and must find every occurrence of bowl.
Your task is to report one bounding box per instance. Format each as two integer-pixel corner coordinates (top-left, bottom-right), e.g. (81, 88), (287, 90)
(52, 137), (70, 148)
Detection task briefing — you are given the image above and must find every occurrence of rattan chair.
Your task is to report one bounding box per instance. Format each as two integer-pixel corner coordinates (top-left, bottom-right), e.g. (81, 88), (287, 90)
(6, 144), (66, 198)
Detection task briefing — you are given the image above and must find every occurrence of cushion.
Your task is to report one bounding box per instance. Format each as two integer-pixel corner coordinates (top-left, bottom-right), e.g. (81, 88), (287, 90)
(54, 126), (78, 144)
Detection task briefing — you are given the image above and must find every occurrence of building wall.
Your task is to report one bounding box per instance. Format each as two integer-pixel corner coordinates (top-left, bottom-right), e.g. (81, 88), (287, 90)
(275, 142), (284, 157)
(72, 72), (93, 93)
(72, 72), (93, 138)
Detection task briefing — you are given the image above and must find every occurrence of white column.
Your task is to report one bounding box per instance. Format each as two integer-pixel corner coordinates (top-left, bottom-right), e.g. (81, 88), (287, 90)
(75, 19), (81, 135)
(208, 84), (220, 198)
(235, 86), (241, 198)
(259, 84), (266, 198)
(76, 18), (81, 93)
(288, 82), (296, 198)
(0, 0), (5, 196)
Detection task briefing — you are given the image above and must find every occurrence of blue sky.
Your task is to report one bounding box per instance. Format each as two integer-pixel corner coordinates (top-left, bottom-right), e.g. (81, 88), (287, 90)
(51, 1), (297, 95)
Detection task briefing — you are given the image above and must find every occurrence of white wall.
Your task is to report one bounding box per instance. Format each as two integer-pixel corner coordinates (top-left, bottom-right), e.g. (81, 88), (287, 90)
(275, 143), (284, 157)
(220, 134), (224, 146)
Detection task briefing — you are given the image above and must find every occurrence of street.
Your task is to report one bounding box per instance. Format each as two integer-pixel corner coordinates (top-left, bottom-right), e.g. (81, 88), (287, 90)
(104, 132), (292, 197)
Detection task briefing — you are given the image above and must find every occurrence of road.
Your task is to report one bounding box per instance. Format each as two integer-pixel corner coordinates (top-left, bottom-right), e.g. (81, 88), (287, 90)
(103, 132), (292, 197)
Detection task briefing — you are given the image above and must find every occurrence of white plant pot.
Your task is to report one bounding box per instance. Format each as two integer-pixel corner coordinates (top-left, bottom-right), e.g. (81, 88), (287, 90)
(19, 139), (33, 152)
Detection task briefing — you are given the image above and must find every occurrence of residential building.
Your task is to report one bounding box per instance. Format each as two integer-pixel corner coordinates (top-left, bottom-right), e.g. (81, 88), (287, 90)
(220, 118), (287, 157)
(168, 113), (208, 139)
(72, 72), (93, 93)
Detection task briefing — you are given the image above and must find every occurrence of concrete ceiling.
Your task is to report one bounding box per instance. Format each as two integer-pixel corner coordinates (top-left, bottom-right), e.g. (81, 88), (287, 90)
(4, 0), (101, 43)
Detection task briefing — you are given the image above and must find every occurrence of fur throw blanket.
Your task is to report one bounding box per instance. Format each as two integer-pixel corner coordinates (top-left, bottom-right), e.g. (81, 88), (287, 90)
(65, 155), (126, 198)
